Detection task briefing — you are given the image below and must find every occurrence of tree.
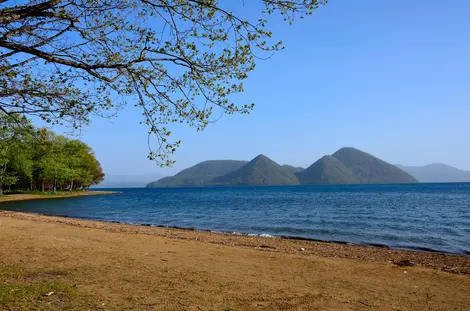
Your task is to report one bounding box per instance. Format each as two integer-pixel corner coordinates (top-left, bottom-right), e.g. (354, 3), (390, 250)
(6, 122), (35, 189)
(63, 139), (89, 190)
(0, 0), (325, 166)
(63, 139), (104, 190)
(31, 128), (56, 192)
(0, 141), (17, 194)
(0, 111), (30, 193)
(0, 111), (104, 193)
(37, 134), (69, 192)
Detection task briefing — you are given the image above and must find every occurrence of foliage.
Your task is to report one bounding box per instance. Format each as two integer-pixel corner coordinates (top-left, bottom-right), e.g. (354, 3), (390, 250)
(0, 112), (104, 194)
(0, 0), (326, 166)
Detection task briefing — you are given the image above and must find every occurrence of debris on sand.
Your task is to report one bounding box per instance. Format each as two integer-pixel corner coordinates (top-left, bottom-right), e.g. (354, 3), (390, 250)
(393, 259), (415, 267)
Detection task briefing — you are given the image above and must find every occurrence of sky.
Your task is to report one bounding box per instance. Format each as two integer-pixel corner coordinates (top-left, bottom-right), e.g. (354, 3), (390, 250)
(45, 0), (470, 176)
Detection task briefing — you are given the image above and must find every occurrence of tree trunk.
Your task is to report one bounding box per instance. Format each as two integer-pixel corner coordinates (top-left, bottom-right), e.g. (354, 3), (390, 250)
(0, 184), (3, 195)
(69, 179), (73, 192)
(41, 180), (45, 192)
(53, 177), (57, 192)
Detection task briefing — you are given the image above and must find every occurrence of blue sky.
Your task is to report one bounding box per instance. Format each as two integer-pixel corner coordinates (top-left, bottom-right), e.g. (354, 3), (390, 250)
(53, 0), (470, 176)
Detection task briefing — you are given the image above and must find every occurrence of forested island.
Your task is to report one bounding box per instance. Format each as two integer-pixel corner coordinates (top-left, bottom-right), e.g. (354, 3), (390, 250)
(0, 113), (104, 194)
(147, 147), (418, 187)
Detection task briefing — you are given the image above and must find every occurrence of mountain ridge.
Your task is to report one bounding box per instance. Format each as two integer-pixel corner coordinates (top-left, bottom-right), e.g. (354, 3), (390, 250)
(332, 147), (417, 184)
(146, 160), (248, 187)
(296, 155), (361, 184)
(281, 165), (305, 174)
(211, 154), (299, 186)
(146, 147), (421, 187)
(397, 163), (470, 183)
(96, 173), (162, 188)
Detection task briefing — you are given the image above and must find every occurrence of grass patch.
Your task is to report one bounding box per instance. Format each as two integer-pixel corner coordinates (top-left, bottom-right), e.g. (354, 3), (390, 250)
(3, 191), (76, 196)
(0, 265), (97, 311)
(0, 267), (24, 278)
(0, 283), (78, 310)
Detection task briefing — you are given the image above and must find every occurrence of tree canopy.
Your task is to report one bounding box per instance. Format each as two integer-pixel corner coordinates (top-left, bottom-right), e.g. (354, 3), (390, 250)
(0, 0), (325, 165)
(0, 111), (104, 194)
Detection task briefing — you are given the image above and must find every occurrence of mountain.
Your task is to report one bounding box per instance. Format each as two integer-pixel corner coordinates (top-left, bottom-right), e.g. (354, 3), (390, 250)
(397, 163), (470, 183)
(212, 154), (300, 186)
(296, 155), (361, 184)
(95, 173), (162, 188)
(332, 147), (417, 184)
(146, 147), (420, 187)
(282, 165), (305, 174)
(146, 160), (248, 187)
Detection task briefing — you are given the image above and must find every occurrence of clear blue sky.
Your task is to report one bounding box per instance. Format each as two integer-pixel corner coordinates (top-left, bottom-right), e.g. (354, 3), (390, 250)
(52, 0), (470, 176)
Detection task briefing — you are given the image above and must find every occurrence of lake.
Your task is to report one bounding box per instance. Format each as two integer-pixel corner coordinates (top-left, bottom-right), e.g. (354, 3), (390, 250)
(1, 183), (469, 255)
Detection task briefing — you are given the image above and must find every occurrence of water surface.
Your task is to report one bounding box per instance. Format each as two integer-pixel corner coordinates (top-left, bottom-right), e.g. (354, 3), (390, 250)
(1, 183), (469, 255)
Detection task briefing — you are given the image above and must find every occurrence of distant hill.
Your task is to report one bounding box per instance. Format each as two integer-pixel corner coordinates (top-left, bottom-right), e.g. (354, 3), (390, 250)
(332, 147), (417, 184)
(282, 165), (305, 174)
(397, 163), (470, 183)
(95, 173), (162, 188)
(212, 155), (300, 186)
(297, 155), (361, 184)
(146, 147), (420, 187)
(146, 160), (247, 187)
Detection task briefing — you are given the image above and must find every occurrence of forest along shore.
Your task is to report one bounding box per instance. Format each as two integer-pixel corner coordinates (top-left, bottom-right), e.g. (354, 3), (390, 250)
(0, 191), (116, 203)
(0, 212), (469, 311)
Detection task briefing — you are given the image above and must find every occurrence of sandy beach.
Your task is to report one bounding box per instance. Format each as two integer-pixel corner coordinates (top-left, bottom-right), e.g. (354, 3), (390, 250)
(0, 191), (116, 203)
(0, 208), (469, 310)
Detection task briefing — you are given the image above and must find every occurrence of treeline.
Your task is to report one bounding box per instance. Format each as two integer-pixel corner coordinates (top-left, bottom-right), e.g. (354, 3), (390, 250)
(0, 113), (104, 194)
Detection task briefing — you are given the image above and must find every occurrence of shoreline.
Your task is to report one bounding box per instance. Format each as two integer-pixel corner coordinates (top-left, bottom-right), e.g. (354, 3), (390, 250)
(0, 190), (117, 203)
(1, 211), (469, 310)
(1, 191), (466, 257)
(1, 210), (469, 275)
(0, 199), (466, 257)
(93, 220), (467, 256)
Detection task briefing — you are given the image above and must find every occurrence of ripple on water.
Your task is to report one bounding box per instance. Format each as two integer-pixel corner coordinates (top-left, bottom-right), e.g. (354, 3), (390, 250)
(1, 183), (470, 255)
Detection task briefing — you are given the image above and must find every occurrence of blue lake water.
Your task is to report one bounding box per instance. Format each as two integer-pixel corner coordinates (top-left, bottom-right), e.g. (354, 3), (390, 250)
(1, 183), (469, 255)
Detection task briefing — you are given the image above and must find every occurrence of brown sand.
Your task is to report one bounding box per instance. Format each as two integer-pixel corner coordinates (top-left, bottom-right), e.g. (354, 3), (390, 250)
(0, 191), (116, 203)
(0, 211), (469, 310)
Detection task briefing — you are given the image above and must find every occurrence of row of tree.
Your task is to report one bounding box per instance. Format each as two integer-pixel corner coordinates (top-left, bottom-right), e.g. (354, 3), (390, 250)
(0, 113), (104, 194)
